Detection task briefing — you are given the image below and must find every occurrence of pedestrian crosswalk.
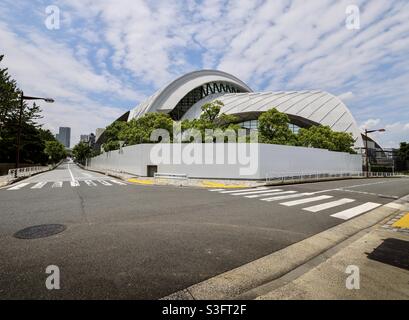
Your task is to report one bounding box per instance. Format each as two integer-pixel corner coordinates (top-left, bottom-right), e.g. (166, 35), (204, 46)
(7, 179), (127, 191)
(209, 187), (382, 221)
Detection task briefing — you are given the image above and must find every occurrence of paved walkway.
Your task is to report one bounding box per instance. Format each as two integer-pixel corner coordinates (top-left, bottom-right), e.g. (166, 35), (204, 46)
(256, 211), (409, 300)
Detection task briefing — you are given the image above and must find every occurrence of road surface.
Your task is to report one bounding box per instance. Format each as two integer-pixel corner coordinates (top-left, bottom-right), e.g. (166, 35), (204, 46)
(1, 162), (408, 299)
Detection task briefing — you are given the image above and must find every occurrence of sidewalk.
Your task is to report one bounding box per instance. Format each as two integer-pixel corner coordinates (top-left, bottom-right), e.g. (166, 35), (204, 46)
(255, 211), (409, 300)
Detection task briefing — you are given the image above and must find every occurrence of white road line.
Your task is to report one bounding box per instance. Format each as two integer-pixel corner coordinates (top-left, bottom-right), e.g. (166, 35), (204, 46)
(31, 181), (47, 189)
(82, 172), (93, 178)
(246, 190), (293, 198)
(232, 189), (283, 196)
(260, 191), (300, 201)
(331, 202), (382, 220)
(70, 180), (80, 187)
(84, 180), (97, 186)
(385, 202), (406, 210)
(280, 195), (333, 207)
(52, 181), (63, 188)
(67, 164), (75, 182)
(303, 198), (355, 213)
(7, 183), (30, 190)
(209, 189), (225, 192)
(110, 180), (126, 185)
(219, 187), (269, 194)
(99, 180), (112, 186)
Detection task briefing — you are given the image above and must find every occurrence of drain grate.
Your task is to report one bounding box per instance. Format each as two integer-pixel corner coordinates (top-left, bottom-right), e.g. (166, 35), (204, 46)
(14, 224), (66, 239)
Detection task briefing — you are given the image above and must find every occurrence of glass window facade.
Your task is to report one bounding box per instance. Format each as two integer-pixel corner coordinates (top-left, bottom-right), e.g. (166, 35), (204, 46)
(237, 120), (301, 133)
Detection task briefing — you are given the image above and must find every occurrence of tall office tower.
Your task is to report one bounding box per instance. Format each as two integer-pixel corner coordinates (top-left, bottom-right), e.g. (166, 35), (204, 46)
(56, 127), (71, 148)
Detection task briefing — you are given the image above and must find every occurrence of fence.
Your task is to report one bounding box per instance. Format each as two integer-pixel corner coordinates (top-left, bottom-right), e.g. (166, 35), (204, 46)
(7, 166), (51, 179)
(265, 171), (404, 184)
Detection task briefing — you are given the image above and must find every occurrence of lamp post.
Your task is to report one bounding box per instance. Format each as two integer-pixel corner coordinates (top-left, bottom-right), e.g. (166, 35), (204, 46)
(364, 128), (385, 178)
(15, 92), (55, 177)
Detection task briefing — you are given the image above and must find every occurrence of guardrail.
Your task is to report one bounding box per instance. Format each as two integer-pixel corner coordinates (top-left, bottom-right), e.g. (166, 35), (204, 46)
(7, 166), (51, 179)
(265, 171), (403, 183)
(154, 172), (189, 180)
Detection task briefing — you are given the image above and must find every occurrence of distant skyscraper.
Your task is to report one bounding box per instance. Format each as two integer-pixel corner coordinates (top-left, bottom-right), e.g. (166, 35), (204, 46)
(80, 134), (89, 143)
(56, 127), (71, 148)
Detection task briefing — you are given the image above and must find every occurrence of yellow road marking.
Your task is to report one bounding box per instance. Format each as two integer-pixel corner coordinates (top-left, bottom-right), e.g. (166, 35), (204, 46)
(127, 178), (154, 185)
(392, 213), (409, 229)
(201, 181), (247, 189)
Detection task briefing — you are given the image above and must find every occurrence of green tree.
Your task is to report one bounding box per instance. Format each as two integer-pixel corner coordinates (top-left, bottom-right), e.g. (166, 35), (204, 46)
(44, 140), (66, 163)
(72, 142), (92, 165)
(297, 125), (355, 153)
(257, 108), (297, 145)
(397, 142), (409, 171)
(0, 54), (51, 164)
(102, 120), (128, 151)
(118, 113), (174, 144)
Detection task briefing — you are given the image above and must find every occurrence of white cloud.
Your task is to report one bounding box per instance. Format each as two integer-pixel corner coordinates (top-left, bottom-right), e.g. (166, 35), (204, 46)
(1, 0), (408, 147)
(359, 118), (381, 131)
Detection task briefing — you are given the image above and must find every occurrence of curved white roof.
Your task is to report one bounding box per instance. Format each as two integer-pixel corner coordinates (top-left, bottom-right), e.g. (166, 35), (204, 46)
(129, 69), (252, 120)
(182, 91), (364, 148)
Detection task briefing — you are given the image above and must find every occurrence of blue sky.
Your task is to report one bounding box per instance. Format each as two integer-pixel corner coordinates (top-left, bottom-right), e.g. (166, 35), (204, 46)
(0, 0), (408, 147)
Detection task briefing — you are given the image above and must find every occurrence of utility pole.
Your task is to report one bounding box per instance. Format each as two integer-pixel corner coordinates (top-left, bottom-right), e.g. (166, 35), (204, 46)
(14, 92), (54, 177)
(363, 128), (386, 178)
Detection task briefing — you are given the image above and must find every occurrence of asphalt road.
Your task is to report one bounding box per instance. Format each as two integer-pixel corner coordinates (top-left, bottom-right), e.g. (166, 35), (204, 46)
(1, 162), (409, 299)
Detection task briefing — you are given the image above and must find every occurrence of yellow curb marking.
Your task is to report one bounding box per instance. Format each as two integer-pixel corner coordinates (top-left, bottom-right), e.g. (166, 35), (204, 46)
(392, 213), (409, 229)
(201, 181), (247, 189)
(127, 178), (154, 185)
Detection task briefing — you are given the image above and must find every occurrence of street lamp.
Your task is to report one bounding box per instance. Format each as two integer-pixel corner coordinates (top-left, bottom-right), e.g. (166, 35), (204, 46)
(364, 128), (386, 178)
(15, 92), (55, 177)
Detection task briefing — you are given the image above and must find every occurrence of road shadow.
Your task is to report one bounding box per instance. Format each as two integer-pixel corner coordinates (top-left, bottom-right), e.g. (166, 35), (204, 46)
(367, 238), (409, 271)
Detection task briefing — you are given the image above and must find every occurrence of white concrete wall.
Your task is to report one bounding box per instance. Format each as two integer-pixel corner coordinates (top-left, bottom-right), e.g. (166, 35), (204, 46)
(88, 143), (362, 180)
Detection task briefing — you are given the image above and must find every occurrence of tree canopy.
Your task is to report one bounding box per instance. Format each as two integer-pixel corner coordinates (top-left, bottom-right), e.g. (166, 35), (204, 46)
(297, 125), (355, 153)
(72, 142), (93, 165)
(96, 101), (357, 154)
(44, 140), (67, 163)
(0, 54), (58, 165)
(258, 108), (297, 145)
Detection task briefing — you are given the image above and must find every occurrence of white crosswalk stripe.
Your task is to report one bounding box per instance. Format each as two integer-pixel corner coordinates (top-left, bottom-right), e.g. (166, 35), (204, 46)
(98, 180), (112, 186)
(70, 180), (80, 187)
(31, 181), (47, 189)
(246, 190), (294, 198)
(84, 180), (97, 186)
(280, 195), (333, 206)
(303, 198), (355, 213)
(7, 183), (30, 190)
(232, 189), (282, 196)
(260, 191), (300, 201)
(330, 202), (382, 220)
(208, 187), (383, 222)
(5, 179), (127, 190)
(110, 179), (127, 185)
(219, 187), (269, 194)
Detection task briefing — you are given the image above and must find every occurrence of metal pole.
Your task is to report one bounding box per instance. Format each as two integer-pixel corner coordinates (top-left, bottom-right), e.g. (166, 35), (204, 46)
(15, 92), (24, 178)
(365, 129), (369, 178)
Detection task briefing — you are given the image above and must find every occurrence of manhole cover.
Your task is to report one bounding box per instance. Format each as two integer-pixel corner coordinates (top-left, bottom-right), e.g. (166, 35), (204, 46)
(14, 224), (66, 239)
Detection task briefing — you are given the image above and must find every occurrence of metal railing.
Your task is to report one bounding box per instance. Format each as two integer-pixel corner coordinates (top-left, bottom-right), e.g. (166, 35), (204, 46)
(7, 166), (51, 179)
(265, 171), (404, 183)
(154, 172), (188, 180)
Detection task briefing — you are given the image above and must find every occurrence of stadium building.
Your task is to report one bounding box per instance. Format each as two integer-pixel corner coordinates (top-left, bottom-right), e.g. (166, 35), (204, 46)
(96, 70), (366, 150)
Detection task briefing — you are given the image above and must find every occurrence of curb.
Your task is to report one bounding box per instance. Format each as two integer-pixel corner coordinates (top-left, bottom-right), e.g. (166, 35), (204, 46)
(162, 197), (409, 300)
(0, 162), (62, 189)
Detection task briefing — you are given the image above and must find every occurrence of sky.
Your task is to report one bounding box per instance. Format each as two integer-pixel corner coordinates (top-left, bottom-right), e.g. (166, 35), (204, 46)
(0, 0), (408, 148)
